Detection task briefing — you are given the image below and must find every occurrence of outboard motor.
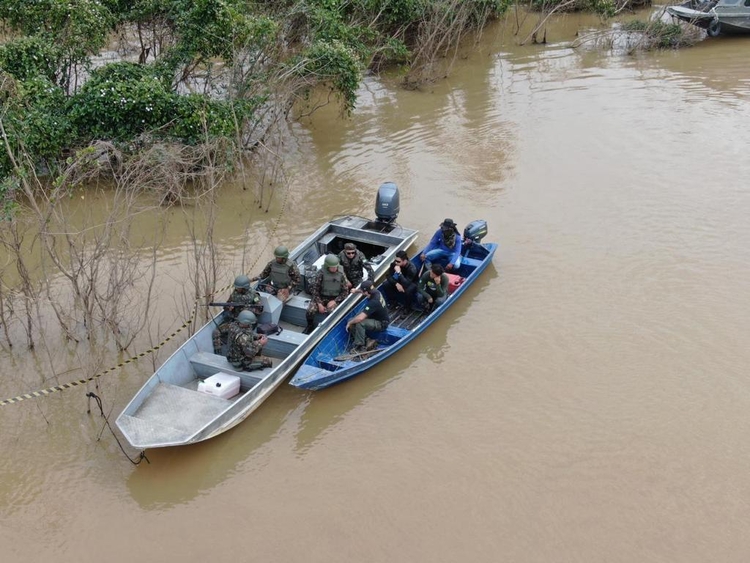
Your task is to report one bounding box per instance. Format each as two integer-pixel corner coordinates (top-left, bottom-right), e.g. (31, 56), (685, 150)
(375, 182), (400, 224)
(463, 220), (488, 243)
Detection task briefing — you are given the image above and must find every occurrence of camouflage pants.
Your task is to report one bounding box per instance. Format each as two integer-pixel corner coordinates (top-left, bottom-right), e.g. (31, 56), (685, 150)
(212, 321), (233, 354)
(229, 355), (273, 372)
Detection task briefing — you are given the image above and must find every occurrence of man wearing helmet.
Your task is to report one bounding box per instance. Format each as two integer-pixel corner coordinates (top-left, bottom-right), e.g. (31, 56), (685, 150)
(337, 242), (374, 289)
(304, 254), (349, 334)
(251, 245), (301, 303)
(212, 274), (262, 353)
(226, 311), (272, 371)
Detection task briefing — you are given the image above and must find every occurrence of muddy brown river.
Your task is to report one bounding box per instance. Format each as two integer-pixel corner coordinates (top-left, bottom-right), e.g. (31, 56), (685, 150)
(2, 13), (750, 563)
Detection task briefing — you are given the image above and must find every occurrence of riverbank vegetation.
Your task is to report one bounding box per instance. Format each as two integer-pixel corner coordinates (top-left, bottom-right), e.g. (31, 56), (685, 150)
(0, 0), (509, 212)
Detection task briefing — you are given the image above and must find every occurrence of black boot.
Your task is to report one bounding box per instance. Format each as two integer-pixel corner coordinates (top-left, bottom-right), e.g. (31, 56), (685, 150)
(303, 322), (315, 335)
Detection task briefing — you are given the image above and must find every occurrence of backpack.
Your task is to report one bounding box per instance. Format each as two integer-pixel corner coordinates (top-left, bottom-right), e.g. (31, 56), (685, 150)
(256, 323), (282, 335)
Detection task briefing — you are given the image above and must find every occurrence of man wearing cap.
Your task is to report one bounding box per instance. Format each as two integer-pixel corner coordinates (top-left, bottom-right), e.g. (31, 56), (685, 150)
(346, 280), (390, 354)
(420, 218), (463, 271)
(338, 242), (375, 288)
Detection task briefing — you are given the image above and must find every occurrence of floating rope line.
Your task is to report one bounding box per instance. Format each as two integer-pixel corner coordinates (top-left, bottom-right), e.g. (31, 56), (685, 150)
(0, 303), (198, 407)
(0, 178), (293, 407)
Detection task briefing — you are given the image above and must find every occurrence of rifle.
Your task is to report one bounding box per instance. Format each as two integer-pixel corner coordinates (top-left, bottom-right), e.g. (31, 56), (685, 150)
(207, 302), (247, 308)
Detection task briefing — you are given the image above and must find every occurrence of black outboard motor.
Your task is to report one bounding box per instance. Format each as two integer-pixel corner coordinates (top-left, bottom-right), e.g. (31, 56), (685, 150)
(463, 219), (488, 243)
(375, 182), (400, 224)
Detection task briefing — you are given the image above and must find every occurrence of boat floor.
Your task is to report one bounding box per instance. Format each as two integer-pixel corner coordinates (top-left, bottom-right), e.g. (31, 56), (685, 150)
(118, 381), (242, 446)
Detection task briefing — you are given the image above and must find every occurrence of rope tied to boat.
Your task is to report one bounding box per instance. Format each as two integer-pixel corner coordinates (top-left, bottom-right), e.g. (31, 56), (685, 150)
(0, 178), (293, 408)
(87, 392), (150, 465)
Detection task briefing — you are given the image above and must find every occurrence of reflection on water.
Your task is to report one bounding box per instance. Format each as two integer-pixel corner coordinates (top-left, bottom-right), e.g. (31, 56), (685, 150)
(292, 266), (498, 455)
(126, 384), (302, 509)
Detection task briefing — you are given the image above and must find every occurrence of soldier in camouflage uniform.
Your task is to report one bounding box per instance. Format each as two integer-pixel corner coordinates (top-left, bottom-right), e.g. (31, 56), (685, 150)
(212, 275), (263, 354)
(304, 254), (349, 334)
(251, 245), (301, 303)
(337, 242), (374, 289)
(226, 311), (273, 371)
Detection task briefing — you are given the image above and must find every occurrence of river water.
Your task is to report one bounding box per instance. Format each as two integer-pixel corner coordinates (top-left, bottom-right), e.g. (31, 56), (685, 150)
(3, 13), (750, 563)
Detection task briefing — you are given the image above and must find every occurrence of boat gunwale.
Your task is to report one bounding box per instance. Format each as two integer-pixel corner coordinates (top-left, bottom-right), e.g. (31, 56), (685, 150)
(290, 242), (498, 390)
(115, 214), (419, 448)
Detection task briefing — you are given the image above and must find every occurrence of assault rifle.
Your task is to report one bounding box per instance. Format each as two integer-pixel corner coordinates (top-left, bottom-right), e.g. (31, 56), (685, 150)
(207, 302), (247, 308)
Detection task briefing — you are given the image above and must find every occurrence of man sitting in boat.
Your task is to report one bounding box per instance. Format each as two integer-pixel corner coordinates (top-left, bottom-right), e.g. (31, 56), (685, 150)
(211, 274), (264, 353)
(226, 311), (273, 371)
(337, 242), (374, 289)
(346, 280), (389, 354)
(304, 254), (349, 334)
(380, 250), (419, 309)
(415, 264), (449, 312)
(251, 245), (301, 303)
(420, 218), (462, 272)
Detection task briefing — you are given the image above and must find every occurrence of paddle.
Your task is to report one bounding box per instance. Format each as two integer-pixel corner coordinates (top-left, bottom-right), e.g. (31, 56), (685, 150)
(334, 348), (382, 362)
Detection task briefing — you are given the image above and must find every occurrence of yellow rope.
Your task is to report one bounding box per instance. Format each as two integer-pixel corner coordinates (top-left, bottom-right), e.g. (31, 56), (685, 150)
(0, 178), (292, 407)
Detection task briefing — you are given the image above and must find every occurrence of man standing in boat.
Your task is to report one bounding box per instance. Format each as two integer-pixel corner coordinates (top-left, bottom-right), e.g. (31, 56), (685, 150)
(415, 264), (449, 312)
(251, 245), (301, 303)
(337, 242), (374, 288)
(420, 218), (462, 272)
(226, 311), (273, 371)
(346, 280), (389, 354)
(304, 254), (349, 334)
(380, 250), (419, 309)
(212, 274), (263, 354)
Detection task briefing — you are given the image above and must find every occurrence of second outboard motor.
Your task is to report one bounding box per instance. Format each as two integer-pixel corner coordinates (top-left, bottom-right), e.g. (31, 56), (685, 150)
(375, 182), (400, 224)
(463, 220), (488, 243)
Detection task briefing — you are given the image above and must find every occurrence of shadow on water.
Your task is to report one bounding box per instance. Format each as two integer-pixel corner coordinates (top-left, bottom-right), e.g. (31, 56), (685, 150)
(125, 384), (301, 510)
(290, 263), (499, 455)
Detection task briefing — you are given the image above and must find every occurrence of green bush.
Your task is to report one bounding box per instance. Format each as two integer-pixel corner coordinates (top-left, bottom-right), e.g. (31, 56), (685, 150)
(69, 63), (175, 141)
(0, 37), (62, 83)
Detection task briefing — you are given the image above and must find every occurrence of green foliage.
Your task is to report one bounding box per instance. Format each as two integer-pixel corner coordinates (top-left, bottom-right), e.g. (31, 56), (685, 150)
(355, 0), (427, 30)
(0, 37), (62, 83)
(69, 63), (177, 141)
(0, 0), (507, 208)
(171, 95), (262, 144)
(297, 40), (363, 112)
(0, 74), (72, 181)
(67, 62), (253, 144)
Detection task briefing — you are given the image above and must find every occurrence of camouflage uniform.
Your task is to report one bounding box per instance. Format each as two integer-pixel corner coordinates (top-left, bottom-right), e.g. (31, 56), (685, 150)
(226, 323), (271, 371)
(211, 288), (262, 353)
(338, 248), (374, 288)
(257, 258), (301, 302)
(305, 267), (348, 324)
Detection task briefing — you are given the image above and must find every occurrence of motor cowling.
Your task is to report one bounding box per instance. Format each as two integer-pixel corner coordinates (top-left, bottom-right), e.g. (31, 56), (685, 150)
(375, 182), (400, 223)
(463, 220), (488, 243)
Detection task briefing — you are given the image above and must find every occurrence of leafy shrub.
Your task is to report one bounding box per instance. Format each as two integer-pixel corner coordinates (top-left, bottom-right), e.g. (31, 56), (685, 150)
(0, 37), (62, 83)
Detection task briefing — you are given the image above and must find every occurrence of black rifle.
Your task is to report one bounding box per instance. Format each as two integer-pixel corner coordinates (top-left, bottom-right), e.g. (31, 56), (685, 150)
(207, 302), (247, 308)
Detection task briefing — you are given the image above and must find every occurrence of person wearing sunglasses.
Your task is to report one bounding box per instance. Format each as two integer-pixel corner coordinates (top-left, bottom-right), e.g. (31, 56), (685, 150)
(337, 242), (374, 289)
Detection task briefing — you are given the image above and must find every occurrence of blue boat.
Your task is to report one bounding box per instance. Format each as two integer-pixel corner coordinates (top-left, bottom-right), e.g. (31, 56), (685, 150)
(289, 220), (497, 390)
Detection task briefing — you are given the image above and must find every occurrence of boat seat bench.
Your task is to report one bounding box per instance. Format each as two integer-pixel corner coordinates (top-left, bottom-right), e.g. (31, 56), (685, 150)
(189, 352), (264, 388)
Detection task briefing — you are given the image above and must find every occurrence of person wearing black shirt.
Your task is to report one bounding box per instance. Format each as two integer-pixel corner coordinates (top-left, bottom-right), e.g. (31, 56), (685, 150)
(346, 280), (390, 353)
(381, 250), (418, 309)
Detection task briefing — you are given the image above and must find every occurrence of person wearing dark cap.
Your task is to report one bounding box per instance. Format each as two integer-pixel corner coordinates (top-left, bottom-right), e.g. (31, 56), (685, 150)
(420, 218), (463, 271)
(346, 280), (390, 354)
(338, 242), (374, 288)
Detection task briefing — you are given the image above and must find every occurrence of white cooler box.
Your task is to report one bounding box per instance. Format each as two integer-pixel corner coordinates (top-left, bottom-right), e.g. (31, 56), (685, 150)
(197, 372), (241, 400)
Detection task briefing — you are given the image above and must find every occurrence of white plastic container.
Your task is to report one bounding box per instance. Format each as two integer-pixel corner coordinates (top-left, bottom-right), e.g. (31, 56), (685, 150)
(197, 372), (241, 400)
